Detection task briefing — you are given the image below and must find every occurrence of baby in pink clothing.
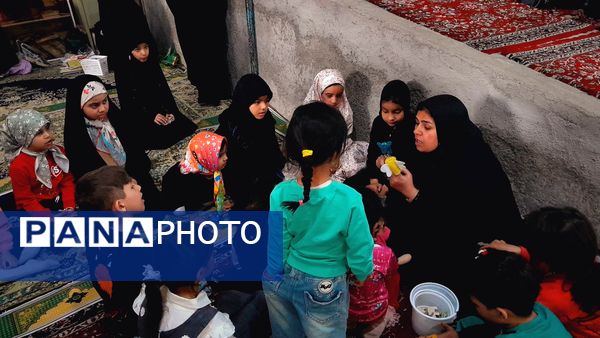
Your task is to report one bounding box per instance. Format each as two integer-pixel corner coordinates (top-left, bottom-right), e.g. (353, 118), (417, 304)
(348, 191), (411, 337)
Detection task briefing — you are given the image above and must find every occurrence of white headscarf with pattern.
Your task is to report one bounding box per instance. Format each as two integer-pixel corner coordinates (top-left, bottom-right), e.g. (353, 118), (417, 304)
(303, 68), (353, 135)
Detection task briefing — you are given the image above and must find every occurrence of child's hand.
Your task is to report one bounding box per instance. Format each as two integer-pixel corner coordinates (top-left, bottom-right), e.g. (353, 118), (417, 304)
(0, 252), (18, 269)
(376, 155), (387, 169)
(154, 114), (169, 125)
(366, 179), (389, 199)
(165, 113), (175, 124)
(418, 323), (459, 338)
(481, 239), (521, 255)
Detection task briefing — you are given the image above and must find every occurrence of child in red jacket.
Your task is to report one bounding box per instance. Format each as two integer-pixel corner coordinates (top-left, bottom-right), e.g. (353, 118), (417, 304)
(1, 109), (75, 211)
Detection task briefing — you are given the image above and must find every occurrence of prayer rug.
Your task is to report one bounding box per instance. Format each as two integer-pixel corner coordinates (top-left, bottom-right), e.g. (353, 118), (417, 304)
(368, 0), (600, 98)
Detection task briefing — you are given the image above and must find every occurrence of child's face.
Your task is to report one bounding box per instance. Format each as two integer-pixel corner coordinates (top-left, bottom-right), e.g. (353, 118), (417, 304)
(28, 125), (54, 152)
(131, 43), (150, 63)
(372, 217), (385, 237)
(249, 95), (270, 119)
(320, 84), (344, 109)
(217, 144), (228, 171)
(121, 179), (145, 211)
(82, 93), (109, 121)
(381, 100), (405, 127)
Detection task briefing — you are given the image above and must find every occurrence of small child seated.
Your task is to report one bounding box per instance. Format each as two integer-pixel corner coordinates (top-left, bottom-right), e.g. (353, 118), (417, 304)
(133, 282), (235, 338)
(162, 131), (231, 211)
(76, 165), (148, 336)
(1, 109), (75, 211)
(348, 190), (410, 337)
(427, 249), (571, 338)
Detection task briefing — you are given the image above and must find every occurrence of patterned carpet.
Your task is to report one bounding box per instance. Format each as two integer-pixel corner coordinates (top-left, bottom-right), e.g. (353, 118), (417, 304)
(0, 65), (288, 337)
(369, 0), (600, 98)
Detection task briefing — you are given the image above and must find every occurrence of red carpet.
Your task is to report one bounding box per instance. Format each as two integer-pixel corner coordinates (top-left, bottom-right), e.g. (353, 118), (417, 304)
(369, 0), (600, 98)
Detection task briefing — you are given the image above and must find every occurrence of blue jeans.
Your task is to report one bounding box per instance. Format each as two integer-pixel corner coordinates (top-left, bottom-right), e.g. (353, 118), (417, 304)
(263, 265), (349, 338)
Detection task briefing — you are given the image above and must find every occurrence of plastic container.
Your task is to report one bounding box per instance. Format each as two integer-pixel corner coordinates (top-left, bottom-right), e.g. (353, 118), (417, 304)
(410, 282), (460, 335)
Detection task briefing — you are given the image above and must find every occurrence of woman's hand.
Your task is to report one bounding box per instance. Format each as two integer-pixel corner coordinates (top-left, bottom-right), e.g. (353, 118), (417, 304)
(389, 167), (419, 202)
(154, 114), (169, 125)
(376, 155), (387, 169)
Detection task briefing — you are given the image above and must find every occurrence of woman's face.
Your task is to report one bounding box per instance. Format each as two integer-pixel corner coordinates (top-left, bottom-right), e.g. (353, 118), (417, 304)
(249, 95), (270, 119)
(381, 100), (405, 127)
(82, 93), (109, 121)
(320, 84), (344, 109)
(414, 110), (438, 153)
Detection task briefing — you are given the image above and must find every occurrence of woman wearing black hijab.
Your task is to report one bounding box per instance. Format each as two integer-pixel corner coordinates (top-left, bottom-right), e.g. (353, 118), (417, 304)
(63, 74), (162, 210)
(215, 74), (285, 210)
(113, 26), (197, 150)
(387, 94), (523, 299)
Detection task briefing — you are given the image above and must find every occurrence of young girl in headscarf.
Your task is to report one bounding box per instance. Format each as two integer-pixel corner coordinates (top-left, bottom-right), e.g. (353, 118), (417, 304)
(215, 74), (285, 210)
(64, 74), (163, 210)
(346, 80), (414, 199)
(162, 131), (230, 211)
(114, 26), (197, 150)
(1, 109), (75, 211)
(293, 68), (368, 182)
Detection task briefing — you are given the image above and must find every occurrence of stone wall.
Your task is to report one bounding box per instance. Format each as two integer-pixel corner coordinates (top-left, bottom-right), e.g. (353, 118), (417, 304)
(227, 0), (600, 231)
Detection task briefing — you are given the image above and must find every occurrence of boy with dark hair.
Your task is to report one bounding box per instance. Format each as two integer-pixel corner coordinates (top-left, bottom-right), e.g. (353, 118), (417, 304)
(426, 249), (571, 338)
(76, 165), (144, 212)
(76, 165), (147, 337)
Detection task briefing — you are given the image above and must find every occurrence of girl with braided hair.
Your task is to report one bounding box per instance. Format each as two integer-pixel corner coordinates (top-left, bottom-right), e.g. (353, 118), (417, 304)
(263, 101), (374, 338)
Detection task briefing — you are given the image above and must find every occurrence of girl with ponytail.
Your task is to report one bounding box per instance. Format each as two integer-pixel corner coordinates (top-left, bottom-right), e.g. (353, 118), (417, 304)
(263, 102), (374, 337)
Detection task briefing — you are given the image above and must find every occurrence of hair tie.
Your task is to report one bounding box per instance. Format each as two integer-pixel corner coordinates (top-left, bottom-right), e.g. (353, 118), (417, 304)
(299, 200), (304, 206)
(302, 149), (313, 157)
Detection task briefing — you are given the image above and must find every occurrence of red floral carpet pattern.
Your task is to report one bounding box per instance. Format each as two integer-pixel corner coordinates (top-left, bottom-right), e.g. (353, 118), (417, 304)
(369, 0), (600, 98)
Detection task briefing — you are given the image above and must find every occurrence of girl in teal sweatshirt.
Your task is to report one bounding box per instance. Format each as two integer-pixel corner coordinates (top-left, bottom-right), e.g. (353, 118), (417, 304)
(263, 101), (374, 338)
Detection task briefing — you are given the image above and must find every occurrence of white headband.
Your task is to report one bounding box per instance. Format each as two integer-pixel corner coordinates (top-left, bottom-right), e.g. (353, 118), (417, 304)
(80, 81), (108, 108)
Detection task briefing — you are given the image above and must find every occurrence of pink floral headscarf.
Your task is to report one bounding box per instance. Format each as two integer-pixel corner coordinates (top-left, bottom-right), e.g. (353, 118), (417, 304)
(180, 131), (227, 210)
(303, 68), (353, 135)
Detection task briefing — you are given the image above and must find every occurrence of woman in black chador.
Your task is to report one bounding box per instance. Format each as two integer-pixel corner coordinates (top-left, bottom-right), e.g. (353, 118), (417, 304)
(166, 1), (231, 105)
(387, 94), (523, 301)
(114, 26), (196, 150)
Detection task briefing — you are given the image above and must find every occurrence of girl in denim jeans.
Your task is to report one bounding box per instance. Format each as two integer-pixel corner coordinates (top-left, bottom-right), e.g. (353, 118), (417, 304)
(263, 102), (374, 338)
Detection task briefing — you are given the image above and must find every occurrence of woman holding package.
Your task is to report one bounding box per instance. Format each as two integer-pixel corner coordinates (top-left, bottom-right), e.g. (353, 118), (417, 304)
(387, 94), (523, 299)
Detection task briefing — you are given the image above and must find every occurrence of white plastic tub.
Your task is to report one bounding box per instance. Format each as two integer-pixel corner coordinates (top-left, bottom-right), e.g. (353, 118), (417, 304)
(410, 282), (460, 335)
